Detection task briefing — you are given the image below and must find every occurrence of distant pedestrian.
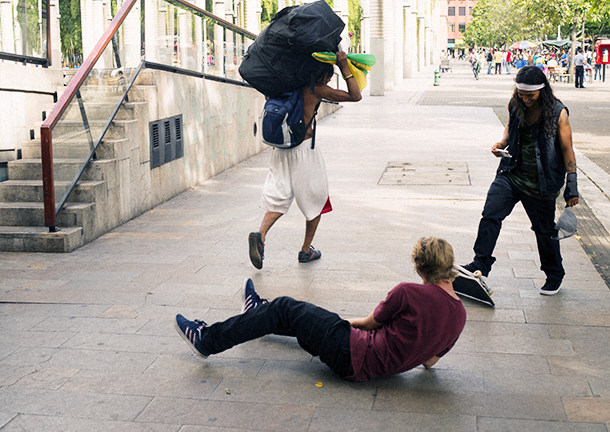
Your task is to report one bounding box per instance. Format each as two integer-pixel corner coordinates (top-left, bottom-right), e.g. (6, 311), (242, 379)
(461, 66), (579, 296)
(176, 237), (467, 382)
(593, 50), (601, 80)
(505, 50), (512, 74)
(574, 48), (586, 88)
(487, 50), (493, 74)
(494, 49), (503, 74)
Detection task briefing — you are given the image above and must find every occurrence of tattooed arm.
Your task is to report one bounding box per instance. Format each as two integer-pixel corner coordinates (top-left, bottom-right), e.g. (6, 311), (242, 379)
(557, 108), (579, 206)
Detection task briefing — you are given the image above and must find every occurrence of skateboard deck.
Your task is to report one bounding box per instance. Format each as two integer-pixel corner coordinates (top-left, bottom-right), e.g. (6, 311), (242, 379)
(453, 265), (495, 307)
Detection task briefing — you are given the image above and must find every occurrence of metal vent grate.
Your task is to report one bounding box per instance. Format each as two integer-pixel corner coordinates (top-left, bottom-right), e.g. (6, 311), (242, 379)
(149, 114), (183, 169)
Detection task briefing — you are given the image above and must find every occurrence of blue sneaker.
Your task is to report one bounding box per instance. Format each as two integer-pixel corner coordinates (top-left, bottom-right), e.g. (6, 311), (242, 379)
(298, 246), (321, 263)
(241, 278), (268, 313)
(174, 314), (209, 358)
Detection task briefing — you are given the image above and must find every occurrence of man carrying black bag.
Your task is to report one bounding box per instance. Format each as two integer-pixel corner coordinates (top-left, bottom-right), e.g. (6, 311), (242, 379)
(247, 51), (362, 269)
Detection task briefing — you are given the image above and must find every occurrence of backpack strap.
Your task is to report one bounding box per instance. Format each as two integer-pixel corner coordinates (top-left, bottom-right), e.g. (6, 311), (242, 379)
(310, 101), (321, 149)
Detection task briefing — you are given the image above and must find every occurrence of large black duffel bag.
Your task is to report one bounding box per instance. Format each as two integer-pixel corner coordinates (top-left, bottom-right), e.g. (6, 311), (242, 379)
(238, 0), (344, 98)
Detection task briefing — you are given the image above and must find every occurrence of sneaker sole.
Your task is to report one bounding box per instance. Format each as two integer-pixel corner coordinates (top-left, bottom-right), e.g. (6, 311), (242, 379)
(241, 278), (250, 314)
(248, 233), (263, 270)
(173, 317), (208, 359)
(540, 288), (561, 296)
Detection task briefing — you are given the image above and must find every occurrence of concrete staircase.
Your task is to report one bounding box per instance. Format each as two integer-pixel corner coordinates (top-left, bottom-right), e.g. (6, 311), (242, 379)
(0, 76), (149, 253)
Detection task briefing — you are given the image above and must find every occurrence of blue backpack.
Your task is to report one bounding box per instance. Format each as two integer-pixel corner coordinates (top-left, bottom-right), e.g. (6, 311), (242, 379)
(261, 90), (318, 149)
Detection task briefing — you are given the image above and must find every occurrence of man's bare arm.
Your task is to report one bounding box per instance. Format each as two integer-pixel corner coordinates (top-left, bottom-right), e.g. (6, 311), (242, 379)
(423, 356), (440, 369)
(315, 51), (362, 103)
(349, 311), (381, 331)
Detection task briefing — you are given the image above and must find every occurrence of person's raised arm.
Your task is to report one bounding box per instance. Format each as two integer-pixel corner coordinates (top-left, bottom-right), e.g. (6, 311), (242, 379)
(314, 51), (362, 103)
(557, 108), (579, 207)
(349, 311), (381, 331)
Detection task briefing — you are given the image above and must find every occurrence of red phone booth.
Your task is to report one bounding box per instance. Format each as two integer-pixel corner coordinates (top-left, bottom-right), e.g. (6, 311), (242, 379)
(595, 40), (610, 81)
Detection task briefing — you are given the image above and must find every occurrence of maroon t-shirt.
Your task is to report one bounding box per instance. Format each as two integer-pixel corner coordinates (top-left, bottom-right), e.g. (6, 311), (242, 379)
(345, 282), (466, 382)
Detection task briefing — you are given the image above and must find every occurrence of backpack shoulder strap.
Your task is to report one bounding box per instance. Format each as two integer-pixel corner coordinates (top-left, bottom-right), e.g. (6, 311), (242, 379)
(310, 100), (322, 149)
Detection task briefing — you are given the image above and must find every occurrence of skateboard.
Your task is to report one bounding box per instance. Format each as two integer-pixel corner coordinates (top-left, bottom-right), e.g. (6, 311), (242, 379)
(453, 265), (495, 307)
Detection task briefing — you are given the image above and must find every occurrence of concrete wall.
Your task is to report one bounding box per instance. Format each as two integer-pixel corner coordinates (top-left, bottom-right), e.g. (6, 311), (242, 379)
(0, 62), (64, 155)
(117, 69), (339, 226)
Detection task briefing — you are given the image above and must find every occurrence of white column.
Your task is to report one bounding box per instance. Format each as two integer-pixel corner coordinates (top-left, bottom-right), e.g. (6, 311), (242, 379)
(80, 0), (94, 60)
(402, 2), (416, 78)
(49, 0), (61, 67)
(123, 0), (141, 67)
(0, 0), (14, 53)
(213, 0), (225, 75)
(393, 0), (403, 84)
(194, 0), (204, 72)
(369, 0), (384, 95)
(145, 0), (159, 63)
(360, 0), (370, 53)
(382, 0), (393, 89)
(244, 0), (260, 34)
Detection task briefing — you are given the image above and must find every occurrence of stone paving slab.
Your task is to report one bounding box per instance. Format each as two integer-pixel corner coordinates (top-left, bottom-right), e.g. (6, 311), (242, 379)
(1, 64), (610, 431)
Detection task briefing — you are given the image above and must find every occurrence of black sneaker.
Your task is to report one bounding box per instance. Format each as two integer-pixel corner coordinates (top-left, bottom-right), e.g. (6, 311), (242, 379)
(540, 279), (562, 296)
(174, 314), (209, 358)
(248, 232), (264, 270)
(298, 246), (322, 263)
(462, 262), (489, 277)
(241, 278), (268, 313)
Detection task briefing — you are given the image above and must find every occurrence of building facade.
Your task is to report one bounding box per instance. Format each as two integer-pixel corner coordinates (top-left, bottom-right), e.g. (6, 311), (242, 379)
(444, 0), (477, 54)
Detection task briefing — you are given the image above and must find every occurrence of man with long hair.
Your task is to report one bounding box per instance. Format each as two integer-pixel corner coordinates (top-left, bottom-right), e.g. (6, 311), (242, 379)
(462, 66), (579, 295)
(175, 237), (467, 382)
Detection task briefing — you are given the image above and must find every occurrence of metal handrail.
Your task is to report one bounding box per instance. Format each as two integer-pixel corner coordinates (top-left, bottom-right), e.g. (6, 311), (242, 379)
(39, 0), (139, 230)
(39, 0), (256, 231)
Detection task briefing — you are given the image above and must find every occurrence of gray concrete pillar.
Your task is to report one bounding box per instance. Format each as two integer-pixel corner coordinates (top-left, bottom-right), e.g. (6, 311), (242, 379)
(382, 0), (393, 90)
(403, 3), (416, 78)
(214, 0), (225, 75)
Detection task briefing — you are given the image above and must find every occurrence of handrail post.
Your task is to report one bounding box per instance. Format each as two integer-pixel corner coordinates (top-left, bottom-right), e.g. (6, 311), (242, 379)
(40, 127), (56, 231)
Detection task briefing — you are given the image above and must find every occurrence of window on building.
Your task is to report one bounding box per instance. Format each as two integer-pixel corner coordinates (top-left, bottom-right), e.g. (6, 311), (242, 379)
(448, 39), (455, 44)
(448, 23), (455, 33)
(469, 6), (473, 14)
(448, 7), (455, 16)
(459, 23), (466, 32)
(459, 7), (466, 16)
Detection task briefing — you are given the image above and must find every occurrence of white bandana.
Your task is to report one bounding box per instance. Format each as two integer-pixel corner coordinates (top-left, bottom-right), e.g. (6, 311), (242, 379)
(515, 82), (545, 91)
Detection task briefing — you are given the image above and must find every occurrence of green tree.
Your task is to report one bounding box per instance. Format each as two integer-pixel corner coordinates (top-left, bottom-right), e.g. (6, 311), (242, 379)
(348, 0), (363, 52)
(463, 0), (526, 48)
(260, 0), (278, 29)
(58, 0), (82, 66)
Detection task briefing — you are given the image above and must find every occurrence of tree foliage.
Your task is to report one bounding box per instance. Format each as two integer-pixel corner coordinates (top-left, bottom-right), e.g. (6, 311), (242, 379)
(464, 0), (610, 48)
(59, 0), (82, 66)
(462, 0), (525, 47)
(260, 0), (278, 29)
(348, 0), (363, 51)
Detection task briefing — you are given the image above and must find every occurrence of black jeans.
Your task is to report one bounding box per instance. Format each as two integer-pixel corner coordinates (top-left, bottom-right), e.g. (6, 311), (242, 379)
(472, 174), (564, 281)
(575, 65), (584, 87)
(199, 296), (352, 377)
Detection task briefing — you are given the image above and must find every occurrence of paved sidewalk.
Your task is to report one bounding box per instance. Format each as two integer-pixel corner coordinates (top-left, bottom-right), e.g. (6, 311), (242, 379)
(1, 64), (610, 431)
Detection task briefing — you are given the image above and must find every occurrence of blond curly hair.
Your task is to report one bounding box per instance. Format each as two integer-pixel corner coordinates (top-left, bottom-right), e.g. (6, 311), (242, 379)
(411, 237), (456, 284)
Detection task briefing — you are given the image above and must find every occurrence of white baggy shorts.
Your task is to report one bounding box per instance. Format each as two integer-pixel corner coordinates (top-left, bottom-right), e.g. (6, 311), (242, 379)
(261, 139), (330, 221)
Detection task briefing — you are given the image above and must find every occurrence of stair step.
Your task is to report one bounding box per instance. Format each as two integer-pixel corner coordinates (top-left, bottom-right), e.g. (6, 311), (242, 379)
(21, 137), (129, 160)
(0, 201), (95, 227)
(8, 158), (118, 182)
(0, 225), (84, 252)
(0, 179), (106, 202)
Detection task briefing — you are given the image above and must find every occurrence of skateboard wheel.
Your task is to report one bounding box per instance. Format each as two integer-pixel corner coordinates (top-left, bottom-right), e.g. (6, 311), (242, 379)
(473, 270), (482, 277)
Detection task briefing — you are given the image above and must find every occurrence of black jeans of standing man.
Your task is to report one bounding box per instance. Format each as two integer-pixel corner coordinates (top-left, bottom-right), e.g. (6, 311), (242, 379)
(471, 174), (565, 282)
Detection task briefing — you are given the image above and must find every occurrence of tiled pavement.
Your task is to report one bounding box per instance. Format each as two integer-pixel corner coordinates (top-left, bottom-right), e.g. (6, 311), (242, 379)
(1, 62), (610, 431)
